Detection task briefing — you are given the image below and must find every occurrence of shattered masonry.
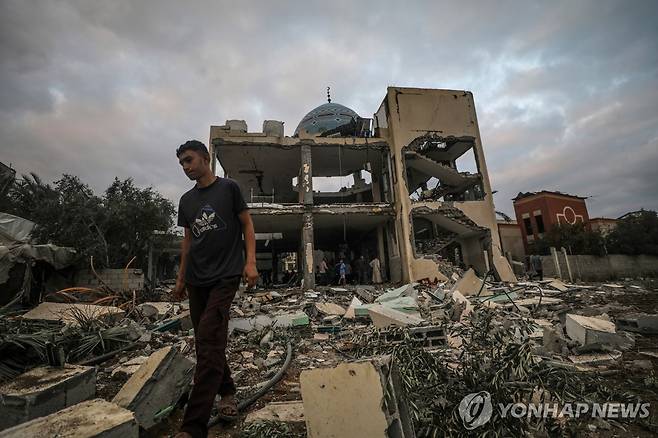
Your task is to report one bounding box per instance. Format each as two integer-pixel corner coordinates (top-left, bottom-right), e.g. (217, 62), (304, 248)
(209, 87), (516, 290)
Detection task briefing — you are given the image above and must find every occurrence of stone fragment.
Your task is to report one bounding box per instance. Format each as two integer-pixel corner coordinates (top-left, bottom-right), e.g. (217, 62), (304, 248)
(355, 286), (375, 303)
(450, 290), (473, 321)
(315, 302), (346, 316)
(0, 399), (137, 438)
(566, 314), (634, 349)
(542, 324), (568, 354)
(548, 279), (569, 292)
(616, 313), (658, 334)
(568, 351), (622, 366)
(344, 297), (363, 319)
(111, 356), (149, 379)
(368, 304), (423, 329)
(137, 302), (174, 319)
(375, 284), (416, 303)
(300, 356), (415, 438)
(450, 269), (490, 297)
(0, 365), (96, 430)
(244, 400), (305, 424)
(112, 346), (194, 429)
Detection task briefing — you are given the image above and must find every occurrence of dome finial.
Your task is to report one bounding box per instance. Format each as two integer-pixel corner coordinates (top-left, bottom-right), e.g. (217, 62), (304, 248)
(327, 86), (331, 103)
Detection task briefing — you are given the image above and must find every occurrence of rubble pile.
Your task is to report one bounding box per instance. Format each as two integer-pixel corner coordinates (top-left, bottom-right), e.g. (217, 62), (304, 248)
(1, 273), (657, 437)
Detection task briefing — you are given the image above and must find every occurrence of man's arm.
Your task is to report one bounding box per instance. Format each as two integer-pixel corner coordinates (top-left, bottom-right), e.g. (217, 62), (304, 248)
(173, 228), (191, 300)
(239, 210), (259, 288)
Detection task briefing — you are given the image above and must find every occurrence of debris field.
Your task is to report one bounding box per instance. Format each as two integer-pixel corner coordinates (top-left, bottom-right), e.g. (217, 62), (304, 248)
(1, 271), (657, 437)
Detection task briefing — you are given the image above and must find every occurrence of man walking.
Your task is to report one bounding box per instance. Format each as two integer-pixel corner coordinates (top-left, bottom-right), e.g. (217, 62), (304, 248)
(173, 140), (258, 438)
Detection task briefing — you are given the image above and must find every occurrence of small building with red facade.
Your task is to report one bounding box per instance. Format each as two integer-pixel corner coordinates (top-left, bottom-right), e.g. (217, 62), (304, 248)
(512, 191), (589, 253)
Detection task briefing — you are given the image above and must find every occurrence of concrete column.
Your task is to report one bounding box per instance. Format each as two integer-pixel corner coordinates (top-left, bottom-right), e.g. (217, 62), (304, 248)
(561, 247), (573, 282)
(301, 145), (313, 206)
(550, 247), (563, 279)
(376, 225), (386, 280)
(300, 145), (315, 289)
(371, 171), (382, 202)
(302, 212), (315, 289)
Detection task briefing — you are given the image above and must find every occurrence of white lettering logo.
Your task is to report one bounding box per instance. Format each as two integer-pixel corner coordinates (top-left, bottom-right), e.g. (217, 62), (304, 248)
(458, 391), (493, 430)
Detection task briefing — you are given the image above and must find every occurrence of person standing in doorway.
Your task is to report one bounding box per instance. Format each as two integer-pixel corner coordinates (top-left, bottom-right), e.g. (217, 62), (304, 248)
(173, 140), (258, 438)
(318, 258), (328, 285)
(370, 256), (382, 284)
(338, 259), (347, 285)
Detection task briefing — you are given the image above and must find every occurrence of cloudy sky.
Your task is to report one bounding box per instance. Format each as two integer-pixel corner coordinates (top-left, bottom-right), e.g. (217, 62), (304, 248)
(2, 0), (657, 218)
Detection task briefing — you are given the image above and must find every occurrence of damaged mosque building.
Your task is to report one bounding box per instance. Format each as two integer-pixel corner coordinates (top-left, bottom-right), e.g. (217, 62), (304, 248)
(209, 87), (516, 289)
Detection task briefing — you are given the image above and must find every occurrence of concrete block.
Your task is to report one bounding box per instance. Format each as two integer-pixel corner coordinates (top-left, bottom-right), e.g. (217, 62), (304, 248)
(300, 356), (415, 438)
(244, 400), (304, 424)
(375, 284), (416, 304)
(566, 314), (634, 349)
(344, 297), (363, 319)
(408, 325), (446, 347)
(368, 304), (423, 329)
(274, 311), (310, 327)
(450, 268), (491, 297)
(225, 119), (247, 132)
(0, 399), (137, 438)
(21, 302), (124, 326)
(355, 286), (375, 303)
(262, 120), (284, 137)
(112, 346), (194, 429)
(315, 302), (346, 316)
(542, 324), (568, 354)
(0, 365), (96, 429)
(616, 313), (658, 334)
(137, 302), (174, 319)
(451, 290), (473, 321)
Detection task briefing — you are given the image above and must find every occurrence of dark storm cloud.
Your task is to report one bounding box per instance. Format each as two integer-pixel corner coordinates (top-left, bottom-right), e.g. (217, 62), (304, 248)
(1, 0), (657, 218)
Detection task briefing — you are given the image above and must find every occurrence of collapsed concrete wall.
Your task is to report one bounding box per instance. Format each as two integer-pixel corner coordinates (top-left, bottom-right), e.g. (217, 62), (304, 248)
(376, 87), (516, 283)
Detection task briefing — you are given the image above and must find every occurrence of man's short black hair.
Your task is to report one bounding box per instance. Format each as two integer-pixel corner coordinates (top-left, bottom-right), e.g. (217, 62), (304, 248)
(176, 140), (209, 158)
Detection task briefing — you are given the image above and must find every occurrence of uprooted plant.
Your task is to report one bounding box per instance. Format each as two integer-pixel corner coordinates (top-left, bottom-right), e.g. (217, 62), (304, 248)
(349, 303), (646, 437)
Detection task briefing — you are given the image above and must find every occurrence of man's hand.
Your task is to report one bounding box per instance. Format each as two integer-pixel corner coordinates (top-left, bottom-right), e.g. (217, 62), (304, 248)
(243, 262), (259, 289)
(173, 278), (187, 301)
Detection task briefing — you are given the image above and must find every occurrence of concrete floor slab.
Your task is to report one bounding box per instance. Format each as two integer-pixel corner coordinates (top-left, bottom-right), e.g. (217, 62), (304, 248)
(112, 346), (194, 429)
(0, 399), (137, 438)
(0, 365), (96, 430)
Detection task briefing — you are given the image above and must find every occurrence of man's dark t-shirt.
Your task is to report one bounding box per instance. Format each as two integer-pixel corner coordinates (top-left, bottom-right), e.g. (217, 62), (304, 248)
(177, 177), (247, 286)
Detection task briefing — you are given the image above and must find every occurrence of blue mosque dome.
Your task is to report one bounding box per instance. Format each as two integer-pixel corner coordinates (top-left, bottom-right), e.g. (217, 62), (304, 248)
(294, 102), (360, 137)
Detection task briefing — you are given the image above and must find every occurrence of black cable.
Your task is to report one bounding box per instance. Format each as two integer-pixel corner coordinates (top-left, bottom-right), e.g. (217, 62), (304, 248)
(207, 340), (293, 427)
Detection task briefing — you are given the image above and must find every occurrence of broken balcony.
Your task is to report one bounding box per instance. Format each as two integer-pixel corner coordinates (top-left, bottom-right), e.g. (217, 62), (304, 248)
(404, 136), (484, 202)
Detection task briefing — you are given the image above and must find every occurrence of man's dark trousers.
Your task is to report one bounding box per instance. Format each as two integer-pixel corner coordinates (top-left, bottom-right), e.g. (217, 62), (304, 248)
(181, 275), (240, 438)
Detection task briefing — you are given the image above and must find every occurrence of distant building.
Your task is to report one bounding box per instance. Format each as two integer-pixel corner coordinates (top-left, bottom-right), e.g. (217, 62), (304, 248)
(512, 191), (589, 253)
(589, 217), (617, 236)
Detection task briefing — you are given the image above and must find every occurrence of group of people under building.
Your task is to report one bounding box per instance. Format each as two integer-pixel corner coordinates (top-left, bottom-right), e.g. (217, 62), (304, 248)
(316, 255), (382, 286)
